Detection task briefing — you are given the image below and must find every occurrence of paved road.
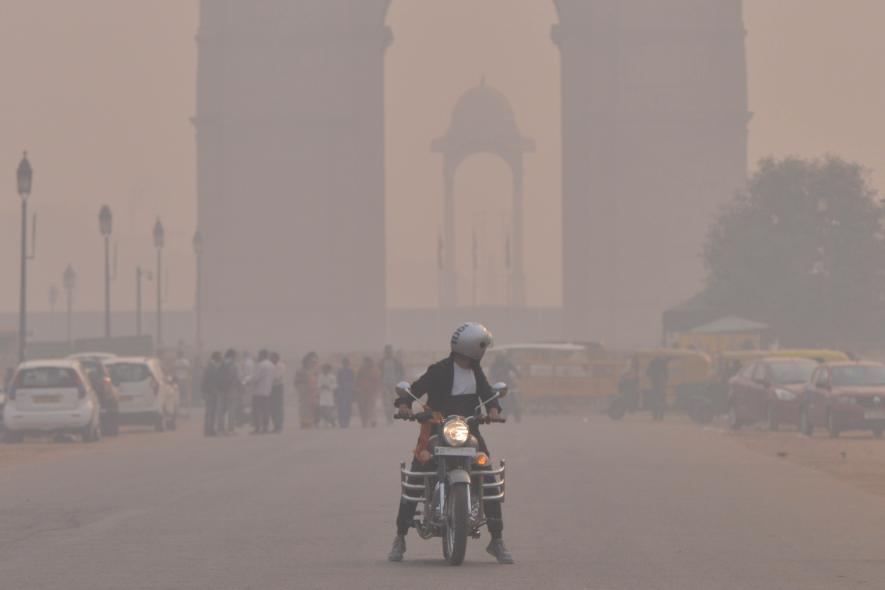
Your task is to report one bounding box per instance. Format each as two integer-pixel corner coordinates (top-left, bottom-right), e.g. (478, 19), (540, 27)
(1, 413), (884, 589)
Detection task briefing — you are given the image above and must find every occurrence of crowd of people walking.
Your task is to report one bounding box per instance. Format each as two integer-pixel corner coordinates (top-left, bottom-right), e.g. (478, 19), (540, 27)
(199, 346), (407, 436)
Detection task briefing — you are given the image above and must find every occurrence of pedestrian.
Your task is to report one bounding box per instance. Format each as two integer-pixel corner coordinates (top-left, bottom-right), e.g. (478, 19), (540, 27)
(335, 357), (356, 428)
(295, 352), (319, 429)
(356, 356), (381, 428)
(172, 348), (193, 411)
(647, 356), (670, 421)
(216, 349), (240, 435)
(249, 350), (275, 434)
(270, 352), (286, 433)
(201, 351), (222, 437)
(317, 363), (338, 427)
(239, 351), (255, 427)
(380, 345), (405, 425)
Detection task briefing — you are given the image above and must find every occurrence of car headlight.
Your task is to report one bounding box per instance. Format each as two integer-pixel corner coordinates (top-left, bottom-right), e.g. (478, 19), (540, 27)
(442, 418), (470, 447)
(774, 388), (797, 402)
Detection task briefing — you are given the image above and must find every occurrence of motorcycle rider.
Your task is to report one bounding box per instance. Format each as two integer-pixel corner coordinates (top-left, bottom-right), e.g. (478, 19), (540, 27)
(388, 323), (514, 564)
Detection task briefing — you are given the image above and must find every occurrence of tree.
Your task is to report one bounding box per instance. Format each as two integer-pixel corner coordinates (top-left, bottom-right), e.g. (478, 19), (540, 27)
(703, 156), (885, 346)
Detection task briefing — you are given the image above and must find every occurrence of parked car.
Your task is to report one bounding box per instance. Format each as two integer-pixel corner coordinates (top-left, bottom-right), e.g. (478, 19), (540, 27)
(801, 361), (885, 438)
(683, 349), (849, 424)
(2, 359), (102, 443)
(106, 357), (179, 431)
(68, 353), (121, 436)
(727, 357), (818, 431)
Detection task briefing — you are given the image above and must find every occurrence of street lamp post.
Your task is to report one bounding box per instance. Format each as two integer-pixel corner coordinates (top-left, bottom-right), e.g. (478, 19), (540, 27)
(48, 284), (59, 315)
(63, 265), (77, 352)
(153, 219), (165, 351)
(99, 205), (113, 339)
(135, 266), (152, 336)
(193, 229), (204, 363)
(16, 152), (32, 363)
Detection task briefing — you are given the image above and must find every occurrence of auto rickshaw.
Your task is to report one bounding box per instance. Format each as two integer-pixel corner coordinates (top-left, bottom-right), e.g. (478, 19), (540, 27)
(608, 349), (713, 420)
(682, 349), (850, 424)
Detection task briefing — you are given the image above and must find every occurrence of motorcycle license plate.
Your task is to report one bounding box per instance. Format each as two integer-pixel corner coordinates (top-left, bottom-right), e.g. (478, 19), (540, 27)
(865, 410), (885, 420)
(434, 447), (477, 457)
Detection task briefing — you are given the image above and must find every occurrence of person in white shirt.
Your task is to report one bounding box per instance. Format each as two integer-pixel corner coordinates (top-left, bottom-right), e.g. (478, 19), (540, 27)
(317, 363), (338, 427)
(249, 350), (275, 434)
(270, 352), (287, 433)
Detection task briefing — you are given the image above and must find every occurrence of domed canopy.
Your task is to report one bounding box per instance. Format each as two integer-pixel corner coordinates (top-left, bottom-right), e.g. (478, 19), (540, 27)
(432, 78), (534, 158)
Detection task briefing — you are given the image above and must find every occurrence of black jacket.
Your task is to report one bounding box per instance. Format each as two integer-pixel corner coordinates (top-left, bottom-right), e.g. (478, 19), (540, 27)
(395, 356), (501, 418)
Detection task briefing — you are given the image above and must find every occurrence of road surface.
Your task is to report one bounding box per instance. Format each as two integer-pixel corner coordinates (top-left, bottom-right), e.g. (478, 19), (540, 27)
(1, 414), (884, 589)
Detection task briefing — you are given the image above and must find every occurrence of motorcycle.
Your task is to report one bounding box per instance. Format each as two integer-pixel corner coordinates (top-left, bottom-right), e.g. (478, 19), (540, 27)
(394, 381), (508, 566)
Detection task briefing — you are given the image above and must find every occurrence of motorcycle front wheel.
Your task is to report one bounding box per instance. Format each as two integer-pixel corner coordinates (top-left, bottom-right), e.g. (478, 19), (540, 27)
(442, 483), (469, 566)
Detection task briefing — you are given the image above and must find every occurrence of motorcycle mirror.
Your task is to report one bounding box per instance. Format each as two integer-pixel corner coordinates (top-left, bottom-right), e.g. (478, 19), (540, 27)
(396, 381), (422, 404)
(492, 382), (509, 398)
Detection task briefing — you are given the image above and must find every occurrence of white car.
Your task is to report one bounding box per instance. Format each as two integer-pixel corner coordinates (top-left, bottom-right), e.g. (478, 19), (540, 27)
(106, 357), (179, 431)
(2, 360), (101, 443)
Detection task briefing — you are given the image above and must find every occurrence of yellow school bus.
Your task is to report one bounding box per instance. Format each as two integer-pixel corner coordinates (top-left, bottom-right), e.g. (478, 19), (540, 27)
(485, 343), (628, 412)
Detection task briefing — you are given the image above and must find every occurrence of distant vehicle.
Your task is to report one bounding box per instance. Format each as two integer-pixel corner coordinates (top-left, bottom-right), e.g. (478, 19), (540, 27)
(609, 349), (713, 420)
(2, 359), (102, 443)
(68, 353), (121, 436)
(727, 357), (818, 431)
(681, 349), (849, 424)
(106, 357), (179, 432)
(486, 343), (625, 413)
(801, 361), (885, 439)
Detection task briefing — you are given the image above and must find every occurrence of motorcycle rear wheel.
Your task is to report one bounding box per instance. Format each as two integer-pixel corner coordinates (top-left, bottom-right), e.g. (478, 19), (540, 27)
(442, 484), (469, 566)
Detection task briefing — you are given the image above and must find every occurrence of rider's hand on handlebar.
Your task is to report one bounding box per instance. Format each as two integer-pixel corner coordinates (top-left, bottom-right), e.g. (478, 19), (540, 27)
(397, 405), (413, 418)
(488, 407), (500, 420)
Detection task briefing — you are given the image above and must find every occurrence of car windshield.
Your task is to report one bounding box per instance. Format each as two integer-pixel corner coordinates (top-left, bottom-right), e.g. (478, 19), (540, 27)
(108, 363), (152, 384)
(15, 367), (79, 389)
(831, 366), (885, 387)
(768, 361), (816, 385)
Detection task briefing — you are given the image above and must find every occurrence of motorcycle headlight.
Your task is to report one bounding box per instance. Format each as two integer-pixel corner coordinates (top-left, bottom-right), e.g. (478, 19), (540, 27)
(774, 388), (797, 402)
(442, 418), (470, 447)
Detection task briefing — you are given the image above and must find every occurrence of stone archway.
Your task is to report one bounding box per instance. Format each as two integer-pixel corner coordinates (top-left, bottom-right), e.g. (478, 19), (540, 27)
(431, 79), (535, 308)
(197, 0), (748, 350)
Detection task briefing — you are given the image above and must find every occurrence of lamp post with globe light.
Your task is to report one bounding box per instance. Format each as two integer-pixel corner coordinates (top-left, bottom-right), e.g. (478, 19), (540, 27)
(153, 219), (165, 350)
(193, 229), (204, 364)
(63, 265), (77, 352)
(16, 153), (33, 362)
(99, 205), (113, 339)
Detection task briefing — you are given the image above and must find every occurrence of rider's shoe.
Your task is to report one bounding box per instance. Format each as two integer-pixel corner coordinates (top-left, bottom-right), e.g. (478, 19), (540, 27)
(388, 535), (406, 562)
(486, 539), (514, 564)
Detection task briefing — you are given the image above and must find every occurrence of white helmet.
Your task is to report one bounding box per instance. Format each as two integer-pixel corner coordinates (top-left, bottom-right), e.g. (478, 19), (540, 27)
(450, 323), (494, 362)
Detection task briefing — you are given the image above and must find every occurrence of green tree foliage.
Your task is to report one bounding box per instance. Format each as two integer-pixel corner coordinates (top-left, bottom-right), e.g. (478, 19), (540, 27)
(704, 156), (885, 346)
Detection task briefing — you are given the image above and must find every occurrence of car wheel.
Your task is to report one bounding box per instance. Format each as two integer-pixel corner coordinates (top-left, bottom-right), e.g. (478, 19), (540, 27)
(3, 431), (23, 444)
(827, 412), (840, 439)
(728, 404), (741, 431)
(873, 427), (883, 439)
(767, 405), (779, 432)
(154, 412), (166, 432)
(800, 409), (814, 436)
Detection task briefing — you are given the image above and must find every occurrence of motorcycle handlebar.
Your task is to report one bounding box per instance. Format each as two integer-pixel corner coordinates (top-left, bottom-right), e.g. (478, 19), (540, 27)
(393, 413), (506, 424)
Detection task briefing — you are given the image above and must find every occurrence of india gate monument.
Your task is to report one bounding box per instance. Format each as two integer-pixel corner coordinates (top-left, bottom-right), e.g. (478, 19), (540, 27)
(195, 1), (748, 352)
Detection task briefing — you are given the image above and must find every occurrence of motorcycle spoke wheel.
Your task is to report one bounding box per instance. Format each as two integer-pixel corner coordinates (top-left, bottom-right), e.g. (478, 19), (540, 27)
(442, 484), (469, 566)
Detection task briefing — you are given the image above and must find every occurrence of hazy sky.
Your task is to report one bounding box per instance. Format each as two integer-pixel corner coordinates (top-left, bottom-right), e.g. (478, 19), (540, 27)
(2, 1), (885, 321)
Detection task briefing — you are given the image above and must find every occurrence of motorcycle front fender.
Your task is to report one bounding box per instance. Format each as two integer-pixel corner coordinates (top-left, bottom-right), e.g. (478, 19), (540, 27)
(446, 468), (471, 486)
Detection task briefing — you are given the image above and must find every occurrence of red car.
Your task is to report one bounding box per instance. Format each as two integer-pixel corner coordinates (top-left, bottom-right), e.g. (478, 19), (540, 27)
(728, 357), (818, 431)
(800, 362), (885, 438)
